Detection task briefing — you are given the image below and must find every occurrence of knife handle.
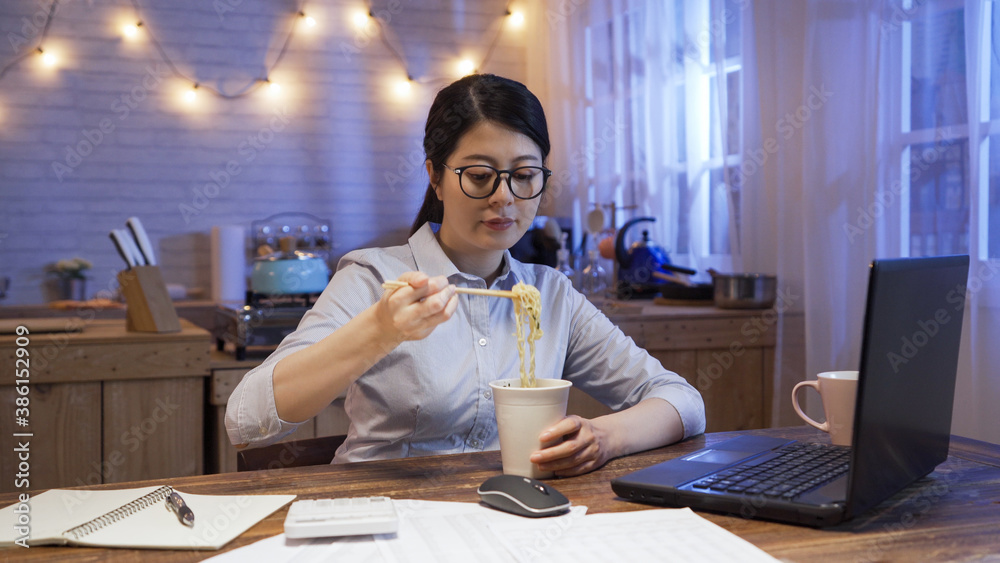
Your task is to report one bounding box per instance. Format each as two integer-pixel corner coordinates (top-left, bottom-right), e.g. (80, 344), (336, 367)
(110, 230), (136, 268)
(127, 217), (157, 266)
(117, 228), (146, 267)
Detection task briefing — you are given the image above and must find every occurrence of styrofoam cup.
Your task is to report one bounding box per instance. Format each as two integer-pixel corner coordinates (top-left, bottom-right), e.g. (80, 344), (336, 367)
(490, 378), (572, 479)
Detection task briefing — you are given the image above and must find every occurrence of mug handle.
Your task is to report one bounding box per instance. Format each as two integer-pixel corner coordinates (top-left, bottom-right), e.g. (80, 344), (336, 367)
(792, 381), (828, 432)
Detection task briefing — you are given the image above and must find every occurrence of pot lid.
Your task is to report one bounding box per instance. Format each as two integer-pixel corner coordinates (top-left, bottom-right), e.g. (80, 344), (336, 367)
(255, 249), (321, 262)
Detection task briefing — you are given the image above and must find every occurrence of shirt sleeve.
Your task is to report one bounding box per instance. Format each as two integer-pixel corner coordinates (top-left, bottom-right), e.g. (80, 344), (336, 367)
(559, 283), (707, 439)
(225, 256), (384, 449)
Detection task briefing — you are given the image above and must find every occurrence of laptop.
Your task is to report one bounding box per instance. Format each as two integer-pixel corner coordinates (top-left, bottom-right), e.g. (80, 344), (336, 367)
(611, 255), (970, 527)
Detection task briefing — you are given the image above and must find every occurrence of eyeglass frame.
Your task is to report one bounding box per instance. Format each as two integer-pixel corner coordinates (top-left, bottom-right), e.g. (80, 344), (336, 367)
(441, 163), (553, 200)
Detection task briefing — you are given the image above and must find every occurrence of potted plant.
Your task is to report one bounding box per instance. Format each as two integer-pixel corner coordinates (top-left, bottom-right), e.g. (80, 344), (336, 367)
(49, 257), (92, 301)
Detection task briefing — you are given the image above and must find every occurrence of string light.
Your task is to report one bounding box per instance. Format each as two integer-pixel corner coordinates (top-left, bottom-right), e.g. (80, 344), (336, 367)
(38, 48), (58, 68)
(508, 10), (525, 28)
(122, 21), (143, 39)
(0, 0), (57, 80)
(394, 76), (413, 97)
(0, 1), (524, 104)
(457, 59), (476, 76)
(351, 10), (370, 29)
(298, 11), (317, 29)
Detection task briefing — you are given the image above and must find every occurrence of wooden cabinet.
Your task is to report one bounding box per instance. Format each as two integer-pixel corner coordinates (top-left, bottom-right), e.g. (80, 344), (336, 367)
(205, 303), (803, 473)
(207, 351), (350, 474)
(575, 301), (804, 433)
(0, 319), (210, 492)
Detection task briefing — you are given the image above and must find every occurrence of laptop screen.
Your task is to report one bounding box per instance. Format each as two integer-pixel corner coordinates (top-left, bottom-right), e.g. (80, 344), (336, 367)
(846, 255), (969, 518)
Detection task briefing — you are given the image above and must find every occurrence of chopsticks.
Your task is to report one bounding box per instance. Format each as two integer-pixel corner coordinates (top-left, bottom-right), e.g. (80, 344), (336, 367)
(381, 280), (516, 299)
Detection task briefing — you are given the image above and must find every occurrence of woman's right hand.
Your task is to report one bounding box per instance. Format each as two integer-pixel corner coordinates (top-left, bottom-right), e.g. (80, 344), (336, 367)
(376, 272), (458, 343)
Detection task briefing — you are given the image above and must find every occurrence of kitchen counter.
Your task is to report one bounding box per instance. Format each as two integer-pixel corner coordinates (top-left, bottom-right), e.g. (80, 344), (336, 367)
(0, 300), (218, 332)
(1, 298), (803, 475)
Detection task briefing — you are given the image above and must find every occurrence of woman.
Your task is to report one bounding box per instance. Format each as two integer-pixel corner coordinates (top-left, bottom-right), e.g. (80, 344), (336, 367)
(226, 74), (705, 477)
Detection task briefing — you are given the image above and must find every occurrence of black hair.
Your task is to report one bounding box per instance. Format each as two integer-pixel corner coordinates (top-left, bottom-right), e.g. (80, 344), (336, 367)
(409, 73), (550, 235)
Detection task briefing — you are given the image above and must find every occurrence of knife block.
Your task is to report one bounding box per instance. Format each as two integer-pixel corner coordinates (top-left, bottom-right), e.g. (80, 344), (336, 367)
(117, 266), (181, 333)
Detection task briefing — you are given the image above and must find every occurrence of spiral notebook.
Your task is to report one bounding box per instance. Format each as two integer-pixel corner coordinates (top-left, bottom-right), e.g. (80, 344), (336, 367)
(0, 485), (294, 550)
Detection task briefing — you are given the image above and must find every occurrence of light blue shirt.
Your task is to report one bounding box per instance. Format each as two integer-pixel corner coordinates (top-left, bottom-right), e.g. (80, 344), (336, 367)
(226, 223), (706, 462)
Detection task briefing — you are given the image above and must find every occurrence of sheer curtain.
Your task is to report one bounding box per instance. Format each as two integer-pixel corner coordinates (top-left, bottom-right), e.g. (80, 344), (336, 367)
(528, 0), (741, 273)
(533, 0), (1000, 443)
(749, 0), (1000, 443)
(531, 0), (808, 425)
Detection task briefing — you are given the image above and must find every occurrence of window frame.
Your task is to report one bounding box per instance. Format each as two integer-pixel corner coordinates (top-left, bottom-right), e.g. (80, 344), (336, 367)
(888, 0), (1000, 305)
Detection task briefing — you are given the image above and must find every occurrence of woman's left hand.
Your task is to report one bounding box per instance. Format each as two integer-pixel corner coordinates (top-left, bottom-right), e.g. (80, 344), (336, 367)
(529, 415), (616, 477)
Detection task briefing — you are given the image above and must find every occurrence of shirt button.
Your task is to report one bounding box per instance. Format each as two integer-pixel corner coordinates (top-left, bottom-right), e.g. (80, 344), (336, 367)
(470, 439), (482, 448)
(484, 389), (492, 399)
(478, 337), (487, 346)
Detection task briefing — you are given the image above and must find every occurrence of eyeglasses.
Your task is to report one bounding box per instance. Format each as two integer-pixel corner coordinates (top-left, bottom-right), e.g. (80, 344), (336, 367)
(442, 164), (552, 200)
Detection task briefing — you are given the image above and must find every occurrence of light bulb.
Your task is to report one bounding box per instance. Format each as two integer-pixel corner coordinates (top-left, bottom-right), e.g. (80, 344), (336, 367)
(184, 85), (198, 102)
(352, 11), (369, 29)
(39, 49), (57, 67)
(267, 80), (281, 96)
(123, 23), (139, 38)
(395, 79), (412, 97)
(509, 11), (525, 27)
(457, 59), (475, 76)
(300, 12), (316, 28)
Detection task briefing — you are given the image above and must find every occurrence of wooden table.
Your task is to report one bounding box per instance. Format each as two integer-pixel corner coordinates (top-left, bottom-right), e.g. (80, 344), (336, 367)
(3, 426), (998, 561)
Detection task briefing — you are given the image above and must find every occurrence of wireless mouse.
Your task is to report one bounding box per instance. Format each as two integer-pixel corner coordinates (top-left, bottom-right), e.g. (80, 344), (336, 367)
(476, 474), (571, 518)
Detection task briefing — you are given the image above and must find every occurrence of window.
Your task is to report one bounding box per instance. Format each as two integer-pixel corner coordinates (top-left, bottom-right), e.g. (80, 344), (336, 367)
(575, 0), (744, 264)
(896, 0), (1000, 259)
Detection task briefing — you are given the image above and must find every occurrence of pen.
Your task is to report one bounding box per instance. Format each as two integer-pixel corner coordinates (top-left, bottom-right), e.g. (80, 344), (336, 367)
(166, 491), (195, 527)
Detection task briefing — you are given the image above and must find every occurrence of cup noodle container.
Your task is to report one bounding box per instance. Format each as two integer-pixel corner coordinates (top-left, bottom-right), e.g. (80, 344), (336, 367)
(490, 378), (572, 479)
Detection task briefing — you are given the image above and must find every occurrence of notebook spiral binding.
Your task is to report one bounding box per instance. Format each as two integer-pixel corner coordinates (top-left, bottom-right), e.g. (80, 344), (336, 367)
(63, 485), (175, 541)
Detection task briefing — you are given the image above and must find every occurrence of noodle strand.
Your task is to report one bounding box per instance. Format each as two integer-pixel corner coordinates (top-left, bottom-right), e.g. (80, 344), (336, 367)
(512, 283), (543, 388)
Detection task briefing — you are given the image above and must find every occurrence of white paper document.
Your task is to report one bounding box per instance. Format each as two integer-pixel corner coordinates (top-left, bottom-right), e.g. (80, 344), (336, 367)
(204, 500), (778, 563)
(487, 506), (779, 563)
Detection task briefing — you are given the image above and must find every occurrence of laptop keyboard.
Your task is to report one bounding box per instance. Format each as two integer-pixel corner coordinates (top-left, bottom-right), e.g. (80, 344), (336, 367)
(691, 442), (850, 500)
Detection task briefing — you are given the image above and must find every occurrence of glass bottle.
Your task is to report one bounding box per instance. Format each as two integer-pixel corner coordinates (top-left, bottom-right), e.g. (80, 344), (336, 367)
(555, 233), (575, 282)
(581, 249), (607, 297)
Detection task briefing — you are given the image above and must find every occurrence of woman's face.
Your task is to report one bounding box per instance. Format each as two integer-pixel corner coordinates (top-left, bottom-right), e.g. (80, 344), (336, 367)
(430, 121), (544, 263)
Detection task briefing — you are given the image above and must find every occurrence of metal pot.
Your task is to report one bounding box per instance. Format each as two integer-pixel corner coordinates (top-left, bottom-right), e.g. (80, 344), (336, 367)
(710, 271), (778, 309)
(251, 237), (330, 295)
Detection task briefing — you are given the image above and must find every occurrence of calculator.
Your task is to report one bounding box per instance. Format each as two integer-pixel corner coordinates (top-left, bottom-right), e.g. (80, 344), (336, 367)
(283, 496), (400, 539)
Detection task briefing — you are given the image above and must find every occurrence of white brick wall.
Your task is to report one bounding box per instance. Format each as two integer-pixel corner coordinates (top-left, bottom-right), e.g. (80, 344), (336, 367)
(0, 0), (528, 304)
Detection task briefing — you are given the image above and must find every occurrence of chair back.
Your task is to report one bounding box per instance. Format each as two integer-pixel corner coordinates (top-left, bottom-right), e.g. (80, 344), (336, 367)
(236, 434), (347, 471)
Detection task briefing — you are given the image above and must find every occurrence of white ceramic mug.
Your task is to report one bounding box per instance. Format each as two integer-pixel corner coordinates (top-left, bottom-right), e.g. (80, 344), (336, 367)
(792, 371), (859, 446)
(490, 378), (572, 479)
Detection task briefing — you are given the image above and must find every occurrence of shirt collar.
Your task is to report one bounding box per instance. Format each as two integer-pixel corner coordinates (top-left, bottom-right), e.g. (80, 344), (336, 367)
(408, 222), (522, 287)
